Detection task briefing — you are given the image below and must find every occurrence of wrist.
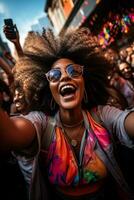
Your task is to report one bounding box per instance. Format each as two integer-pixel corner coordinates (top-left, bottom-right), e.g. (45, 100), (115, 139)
(14, 40), (21, 46)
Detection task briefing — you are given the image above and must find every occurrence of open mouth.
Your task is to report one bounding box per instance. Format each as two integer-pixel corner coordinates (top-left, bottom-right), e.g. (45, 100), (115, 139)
(15, 102), (22, 108)
(60, 84), (76, 97)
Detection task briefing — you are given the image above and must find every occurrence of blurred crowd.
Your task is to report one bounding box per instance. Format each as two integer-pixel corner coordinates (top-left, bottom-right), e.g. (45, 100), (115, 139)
(105, 42), (134, 109)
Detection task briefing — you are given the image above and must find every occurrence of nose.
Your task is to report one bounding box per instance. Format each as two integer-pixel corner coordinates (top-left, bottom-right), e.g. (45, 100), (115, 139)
(60, 69), (71, 81)
(13, 96), (17, 103)
(124, 68), (128, 72)
(13, 91), (19, 102)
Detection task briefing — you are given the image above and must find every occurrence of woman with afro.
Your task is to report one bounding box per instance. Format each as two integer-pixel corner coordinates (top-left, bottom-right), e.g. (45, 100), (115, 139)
(0, 28), (134, 200)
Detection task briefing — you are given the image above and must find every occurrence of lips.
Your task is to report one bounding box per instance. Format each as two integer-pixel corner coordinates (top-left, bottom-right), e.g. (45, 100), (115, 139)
(59, 84), (76, 96)
(15, 102), (22, 107)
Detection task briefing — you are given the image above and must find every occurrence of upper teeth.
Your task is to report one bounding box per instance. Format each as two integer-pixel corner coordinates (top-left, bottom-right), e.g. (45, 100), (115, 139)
(60, 85), (75, 93)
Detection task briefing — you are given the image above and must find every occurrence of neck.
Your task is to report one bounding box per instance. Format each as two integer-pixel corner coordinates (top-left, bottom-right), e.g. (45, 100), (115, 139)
(62, 118), (84, 128)
(59, 107), (83, 127)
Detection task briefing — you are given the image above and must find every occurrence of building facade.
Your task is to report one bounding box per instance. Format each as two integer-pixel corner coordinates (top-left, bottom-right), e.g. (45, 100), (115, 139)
(44, 0), (134, 49)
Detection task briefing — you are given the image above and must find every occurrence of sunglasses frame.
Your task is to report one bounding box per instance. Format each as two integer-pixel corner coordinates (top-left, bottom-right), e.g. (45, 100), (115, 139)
(45, 64), (84, 82)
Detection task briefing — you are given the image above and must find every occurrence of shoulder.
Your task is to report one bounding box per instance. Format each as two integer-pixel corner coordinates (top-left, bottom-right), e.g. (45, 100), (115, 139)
(11, 111), (46, 126)
(10, 111), (47, 150)
(91, 105), (123, 130)
(19, 111), (47, 133)
(97, 105), (122, 117)
(21, 111), (46, 123)
(96, 105), (134, 130)
(90, 105), (123, 121)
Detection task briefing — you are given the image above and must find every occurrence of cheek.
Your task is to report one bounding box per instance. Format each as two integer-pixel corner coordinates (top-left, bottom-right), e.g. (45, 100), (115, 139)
(80, 84), (85, 101)
(81, 86), (84, 97)
(80, 78), (85, 93)
(49, 83), (59, 101)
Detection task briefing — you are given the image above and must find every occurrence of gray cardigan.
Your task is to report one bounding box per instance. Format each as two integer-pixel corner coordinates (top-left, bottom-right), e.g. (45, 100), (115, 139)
(13, 106), (134, 200)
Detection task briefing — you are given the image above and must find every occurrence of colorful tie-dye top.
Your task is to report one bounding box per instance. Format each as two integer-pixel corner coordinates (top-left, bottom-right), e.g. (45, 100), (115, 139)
(44, 111), (111, 187)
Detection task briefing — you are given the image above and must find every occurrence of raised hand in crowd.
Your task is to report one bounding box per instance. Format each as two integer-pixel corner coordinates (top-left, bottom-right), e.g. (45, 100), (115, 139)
(0, 56), (14, 85)
(3, 22), (24, 58)
(3, 50), (16, 65)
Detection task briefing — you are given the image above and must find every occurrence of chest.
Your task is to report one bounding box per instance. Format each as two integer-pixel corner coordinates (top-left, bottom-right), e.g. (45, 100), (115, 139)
(41, 126), (109, 186)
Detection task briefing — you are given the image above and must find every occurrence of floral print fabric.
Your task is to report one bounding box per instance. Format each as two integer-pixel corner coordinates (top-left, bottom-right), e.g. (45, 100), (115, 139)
(45, 111), (110, 187)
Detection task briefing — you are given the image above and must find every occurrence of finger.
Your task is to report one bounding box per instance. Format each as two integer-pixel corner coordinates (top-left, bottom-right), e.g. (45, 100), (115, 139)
(14, 24), (18, 32)
(4, 31), (15, 36)
(5, 34), (16, 39)
(3, 26), (13, 32)
(5, 33), (15, 36)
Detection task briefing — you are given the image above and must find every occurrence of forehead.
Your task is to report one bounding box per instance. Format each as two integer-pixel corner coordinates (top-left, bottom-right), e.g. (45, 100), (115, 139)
(126, 47), (132, 52)
(14, 87), (23, 94)
(119, 63), (129, 70)
(119, 49), (127, 55)
(52, 58), (75, 69)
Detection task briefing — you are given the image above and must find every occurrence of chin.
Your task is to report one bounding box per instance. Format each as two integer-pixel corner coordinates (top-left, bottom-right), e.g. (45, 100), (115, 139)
(61, 102), (80, 110)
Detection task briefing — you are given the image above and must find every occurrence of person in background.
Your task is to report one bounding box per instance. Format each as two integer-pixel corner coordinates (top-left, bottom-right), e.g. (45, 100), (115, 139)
(0, 28), (134, 200)
(3, 50), (16, 65)
(126, 46), (133, 64)
(0, 55), (13, 85)
(106, 86), (128, 110)
(118, 61), (133, 81)
(130, 53), (134, 69)
(3, 23), (24, 58)
(119, 48), (128, 63)
(0, 77), (28, 200)
(1, 24), (26, 199)
(103, 48), (128, 110)
(109, 61), (134, 107)
(0, 78), (12, 114)
(104, 48), (119, 65)
(117, 61), (134, 107)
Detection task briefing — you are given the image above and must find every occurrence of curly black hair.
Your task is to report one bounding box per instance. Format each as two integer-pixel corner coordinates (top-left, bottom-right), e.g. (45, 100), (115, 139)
(16, 27), (113, 115)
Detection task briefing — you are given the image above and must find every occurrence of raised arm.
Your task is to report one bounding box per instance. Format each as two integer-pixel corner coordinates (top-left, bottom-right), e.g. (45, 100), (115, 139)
(0, 56), (12, 75)
(0, 56), (13, 84)
(3, 24), (24, 58)
(4, 51), (16, 65)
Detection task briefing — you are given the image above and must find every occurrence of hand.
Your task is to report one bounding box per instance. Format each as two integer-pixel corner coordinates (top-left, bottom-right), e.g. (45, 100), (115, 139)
(3, 24), (20, 44)
(3, 24), (23, 58)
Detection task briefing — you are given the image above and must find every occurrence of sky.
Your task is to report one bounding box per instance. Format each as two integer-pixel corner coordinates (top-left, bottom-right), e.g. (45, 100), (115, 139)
(0, 0), (47, 54)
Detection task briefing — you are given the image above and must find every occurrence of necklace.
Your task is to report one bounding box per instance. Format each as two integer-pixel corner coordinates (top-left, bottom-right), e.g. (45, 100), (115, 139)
(70, 139), (78, 147)
(62, 119), (84, 128)
(62, 120), (84, 147)
(64, 131), (79, 147)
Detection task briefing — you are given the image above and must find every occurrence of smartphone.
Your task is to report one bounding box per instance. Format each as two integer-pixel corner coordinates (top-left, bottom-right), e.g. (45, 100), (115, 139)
(4, 18), (16, 39)
(4, 18), (14, 26)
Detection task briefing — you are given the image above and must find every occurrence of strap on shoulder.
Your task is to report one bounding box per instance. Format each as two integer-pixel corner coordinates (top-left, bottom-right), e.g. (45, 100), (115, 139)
(42, 116), (56, 150)
(90, 108), (103, 125)
(90, 108), (119, 146)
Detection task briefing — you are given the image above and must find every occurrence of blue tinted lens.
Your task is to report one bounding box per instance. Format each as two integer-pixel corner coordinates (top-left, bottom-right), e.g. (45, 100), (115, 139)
(67, 65), (82, 77)
(48, 69), (61, 82)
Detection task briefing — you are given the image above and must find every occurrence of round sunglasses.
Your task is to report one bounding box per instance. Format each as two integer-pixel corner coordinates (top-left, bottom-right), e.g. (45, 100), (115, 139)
(45, 64), (83, 82)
